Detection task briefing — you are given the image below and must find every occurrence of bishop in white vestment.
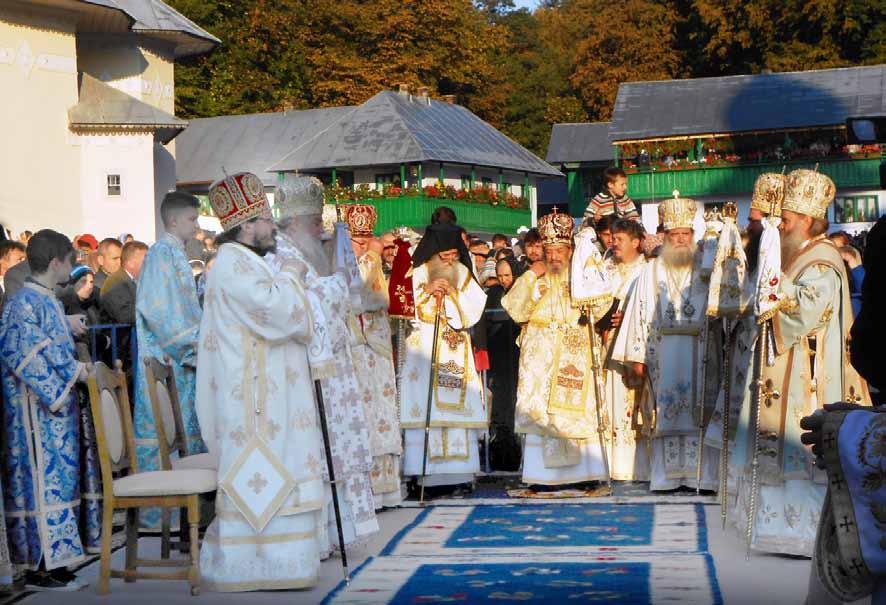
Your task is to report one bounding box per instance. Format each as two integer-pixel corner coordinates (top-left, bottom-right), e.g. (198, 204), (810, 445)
(268, 178), (378, 554)
(731, 170), (870, 556)
(612, 195), (722, 491)
(196, 173), (325, 591)
(400, 224), (487, 488)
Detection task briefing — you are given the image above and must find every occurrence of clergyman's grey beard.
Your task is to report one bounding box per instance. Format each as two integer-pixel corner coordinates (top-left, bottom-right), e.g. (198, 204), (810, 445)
(428, 255), (458, 287)
(780, 227), (807, 262)
(291, 233), (332, 277)
(661, 240), (695, 268)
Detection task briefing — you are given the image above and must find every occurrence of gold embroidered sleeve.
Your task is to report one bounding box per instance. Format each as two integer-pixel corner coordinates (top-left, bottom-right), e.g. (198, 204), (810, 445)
(501, 271), (539, 324)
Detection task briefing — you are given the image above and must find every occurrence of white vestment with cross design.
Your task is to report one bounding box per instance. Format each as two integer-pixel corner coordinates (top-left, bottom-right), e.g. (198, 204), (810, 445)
(268, 233), (379, 554)
(612, 254), (722, 492)
(195, 242), (325, 592)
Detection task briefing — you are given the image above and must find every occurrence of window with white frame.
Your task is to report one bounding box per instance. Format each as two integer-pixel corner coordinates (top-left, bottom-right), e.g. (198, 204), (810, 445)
(107, 174), (121, 196)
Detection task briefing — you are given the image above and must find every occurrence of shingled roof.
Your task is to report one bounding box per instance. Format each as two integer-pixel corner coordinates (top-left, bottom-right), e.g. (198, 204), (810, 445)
(69, 73), (187, 143)
(546, 122), (614, 165)
(175, 107), (355, 186)
(269, 91), (562, 177)
(609, 64), (886, 143)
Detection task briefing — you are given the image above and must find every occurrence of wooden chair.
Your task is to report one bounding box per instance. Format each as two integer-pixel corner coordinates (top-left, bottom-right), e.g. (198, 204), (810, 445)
(143, 356), (218, 558)
(88, 361), (216, 596)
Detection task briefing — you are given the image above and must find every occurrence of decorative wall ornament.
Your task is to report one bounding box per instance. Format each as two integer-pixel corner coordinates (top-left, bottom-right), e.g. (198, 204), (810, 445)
(0, 40), (75, 78)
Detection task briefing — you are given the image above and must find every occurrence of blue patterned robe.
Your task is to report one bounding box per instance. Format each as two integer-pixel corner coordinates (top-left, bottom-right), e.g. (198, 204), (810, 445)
(134, 234), (205, 528)
(0, 282), (86, 571)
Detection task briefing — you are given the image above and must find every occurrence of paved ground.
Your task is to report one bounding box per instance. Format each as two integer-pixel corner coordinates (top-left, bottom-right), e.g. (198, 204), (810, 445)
(7, 502), (837, 605)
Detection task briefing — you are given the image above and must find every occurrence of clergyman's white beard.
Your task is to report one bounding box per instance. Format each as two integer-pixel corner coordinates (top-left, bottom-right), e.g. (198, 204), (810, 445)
(427, 256), (458, 288)
(290, 230), (332, 277)
(661, 241), (695, 269)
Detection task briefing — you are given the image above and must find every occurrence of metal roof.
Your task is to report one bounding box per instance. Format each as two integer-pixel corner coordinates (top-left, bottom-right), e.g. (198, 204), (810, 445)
(269, 91), (562, 177)
(609, 64), (886, 143)
(69, 73), (187, 143)
(545, 122), (614, 165)
(78, 0), (219, 56)
(175, 107), (355, 186)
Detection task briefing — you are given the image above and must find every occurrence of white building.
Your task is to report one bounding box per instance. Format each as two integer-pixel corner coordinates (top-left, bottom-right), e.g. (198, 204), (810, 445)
(0, 0), (218, 242)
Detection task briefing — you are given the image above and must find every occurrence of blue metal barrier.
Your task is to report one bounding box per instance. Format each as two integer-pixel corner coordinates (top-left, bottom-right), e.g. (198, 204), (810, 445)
(87, 323), (137, 367)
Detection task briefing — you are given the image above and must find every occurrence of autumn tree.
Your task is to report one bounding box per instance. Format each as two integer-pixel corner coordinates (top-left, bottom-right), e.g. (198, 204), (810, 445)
(565, 0), (684, 121)
(167, 0), (885, 156)
(169, 0), (508, 127)
(681, 0), (886, 75)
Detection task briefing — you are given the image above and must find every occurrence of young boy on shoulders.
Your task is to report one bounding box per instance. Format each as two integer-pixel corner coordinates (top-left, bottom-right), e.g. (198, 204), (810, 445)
(583, 167), (640, 224)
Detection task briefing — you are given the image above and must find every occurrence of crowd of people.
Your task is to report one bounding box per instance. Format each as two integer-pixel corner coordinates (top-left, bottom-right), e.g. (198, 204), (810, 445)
(0, 163), (878, 602)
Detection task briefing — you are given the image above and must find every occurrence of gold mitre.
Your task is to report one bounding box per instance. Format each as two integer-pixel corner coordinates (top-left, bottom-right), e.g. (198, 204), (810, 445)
(274, 175), (325, 218)
(538, 208), (574, 247)
(782, 168), (835, 220)
(751, 173), (786, 217)
(660, 190), (697, 231)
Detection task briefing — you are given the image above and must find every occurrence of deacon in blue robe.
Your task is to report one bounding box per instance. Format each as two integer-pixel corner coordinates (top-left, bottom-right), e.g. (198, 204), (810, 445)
(0, 281), (87, 571)
(133, 232), (205, 528)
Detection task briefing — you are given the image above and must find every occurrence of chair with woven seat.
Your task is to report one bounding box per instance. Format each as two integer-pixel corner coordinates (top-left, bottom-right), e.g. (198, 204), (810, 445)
(88, 361), (216, 596)
(144, 356), (218, 557)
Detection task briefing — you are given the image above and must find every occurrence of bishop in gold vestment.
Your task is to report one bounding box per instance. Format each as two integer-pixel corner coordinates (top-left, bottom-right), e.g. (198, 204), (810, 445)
(502, 211), (608, 485)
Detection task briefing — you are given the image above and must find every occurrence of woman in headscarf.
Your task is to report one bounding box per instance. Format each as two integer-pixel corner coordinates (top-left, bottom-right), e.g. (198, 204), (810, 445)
(484, 256), (525, 471)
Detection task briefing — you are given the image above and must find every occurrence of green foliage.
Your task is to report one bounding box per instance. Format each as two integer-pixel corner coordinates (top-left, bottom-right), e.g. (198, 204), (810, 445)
(167, 0), (886, 157)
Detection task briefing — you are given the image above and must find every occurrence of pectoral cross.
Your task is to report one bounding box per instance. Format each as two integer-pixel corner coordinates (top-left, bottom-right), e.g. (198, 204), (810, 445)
(759, 379), (780, 408)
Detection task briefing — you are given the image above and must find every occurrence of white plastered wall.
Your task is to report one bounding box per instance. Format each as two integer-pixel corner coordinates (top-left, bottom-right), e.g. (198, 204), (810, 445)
(0, 8), (80, 237)
(78, 35), (178, 242)
(78, 133), (156, 243)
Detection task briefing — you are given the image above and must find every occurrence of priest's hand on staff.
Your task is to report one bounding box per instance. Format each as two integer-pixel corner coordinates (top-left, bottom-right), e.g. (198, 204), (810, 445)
(631, 362), (646, 381)
(611, 311), (623, 329)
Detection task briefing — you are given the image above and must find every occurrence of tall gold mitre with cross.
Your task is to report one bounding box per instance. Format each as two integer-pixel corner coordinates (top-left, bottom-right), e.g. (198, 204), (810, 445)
(538, 207), (574, 247)
(659, 190), (697, 231)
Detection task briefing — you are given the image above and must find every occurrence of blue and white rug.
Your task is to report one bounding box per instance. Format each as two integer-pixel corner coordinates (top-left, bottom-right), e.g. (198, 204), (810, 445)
(323, 553), (721, 604)
(324, 503), (721, 604)
(382, 503), (706, 556)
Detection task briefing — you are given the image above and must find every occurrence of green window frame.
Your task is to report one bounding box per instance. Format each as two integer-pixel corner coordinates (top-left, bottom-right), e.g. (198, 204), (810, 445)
(833, 195), (880, 224)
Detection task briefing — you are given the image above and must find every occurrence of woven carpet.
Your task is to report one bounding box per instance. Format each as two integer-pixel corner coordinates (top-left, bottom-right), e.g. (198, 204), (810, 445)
(382, 503), (705, 556)
(323, 503), (722, 604)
